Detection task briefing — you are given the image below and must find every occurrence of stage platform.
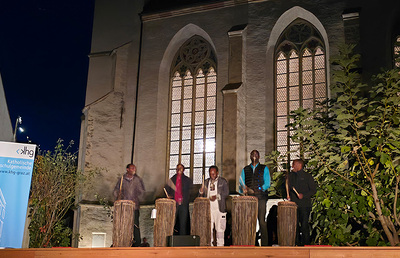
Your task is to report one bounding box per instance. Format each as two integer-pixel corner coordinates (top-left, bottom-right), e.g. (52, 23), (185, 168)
(2, 246), (400, 258)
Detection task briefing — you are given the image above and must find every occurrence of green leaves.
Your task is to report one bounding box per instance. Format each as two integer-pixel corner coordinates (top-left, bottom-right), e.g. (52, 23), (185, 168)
(322, 198), (332, 208)
(380, 153), (390, 166)
(341, 146), (351, 153)
(361, 190), (368, 196)
(268, 44), (400, 246)
(28, 140), (92, 248)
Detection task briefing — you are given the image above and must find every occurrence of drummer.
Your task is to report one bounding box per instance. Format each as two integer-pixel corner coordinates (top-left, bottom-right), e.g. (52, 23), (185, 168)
(286, 159), (316, 246)
(239, 150), (271, 246)
(113, 164), (145, 247)
(165, 163), (193, 235)
(199, 165), (229, 246)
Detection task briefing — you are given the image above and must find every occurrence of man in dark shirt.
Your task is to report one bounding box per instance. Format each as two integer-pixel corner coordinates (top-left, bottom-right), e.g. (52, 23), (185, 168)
(286, 159), (316, 246)
(165, 163), (193, 235)
(113, 163), (145, 247)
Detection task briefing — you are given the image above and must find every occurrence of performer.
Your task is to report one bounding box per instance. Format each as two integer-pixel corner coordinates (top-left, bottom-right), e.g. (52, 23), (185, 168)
(165, 163), (193, 235)
(113, 163), (145, 247)
(199, 165), (229, 246)
(286, 159), (316, 246)
(239, 150), (271, 246)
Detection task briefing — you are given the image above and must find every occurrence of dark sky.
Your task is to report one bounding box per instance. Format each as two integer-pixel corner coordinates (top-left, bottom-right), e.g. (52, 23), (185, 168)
(0, 0), (94, 151)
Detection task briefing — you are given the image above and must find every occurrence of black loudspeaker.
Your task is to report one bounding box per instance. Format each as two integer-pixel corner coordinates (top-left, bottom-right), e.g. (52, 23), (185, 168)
(166, 235), (200, 247)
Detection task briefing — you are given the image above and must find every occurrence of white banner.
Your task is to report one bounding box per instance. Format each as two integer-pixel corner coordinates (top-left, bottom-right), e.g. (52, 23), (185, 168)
(0, 141), (36, 248)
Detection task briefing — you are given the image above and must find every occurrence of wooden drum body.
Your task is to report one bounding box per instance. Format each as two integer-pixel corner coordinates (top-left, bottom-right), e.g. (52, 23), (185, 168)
(232, 196), (258, 246)
(113, 200), (135, 247)
(191, 197), (211, 246)
(153, 198), (176, 247)
(277, 201), (297, 246)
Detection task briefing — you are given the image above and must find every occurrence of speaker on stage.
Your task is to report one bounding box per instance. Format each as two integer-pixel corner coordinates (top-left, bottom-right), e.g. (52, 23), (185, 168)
(166, 235), (200, 247)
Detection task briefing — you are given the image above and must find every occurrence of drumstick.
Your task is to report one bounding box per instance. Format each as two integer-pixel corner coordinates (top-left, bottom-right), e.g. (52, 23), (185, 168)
(239, 176), (248, 196)
(167, 178), (176, 191)
(117, 176), (123, 200)
(292, 187), (300, 198)
(163, 188), (169, 198)
(239, 176), (245, 188)
(285, 175), (290, 200)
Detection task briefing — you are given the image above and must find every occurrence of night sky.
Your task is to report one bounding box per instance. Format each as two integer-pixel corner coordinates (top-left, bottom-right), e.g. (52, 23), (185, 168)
(0, 0), (95, 151)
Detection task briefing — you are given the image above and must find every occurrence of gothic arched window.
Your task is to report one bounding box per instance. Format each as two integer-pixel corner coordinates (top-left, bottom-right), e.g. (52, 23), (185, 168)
(394, 35), (400, 68)
(275, 19), (327, 168)
(168, 36), (217, 184)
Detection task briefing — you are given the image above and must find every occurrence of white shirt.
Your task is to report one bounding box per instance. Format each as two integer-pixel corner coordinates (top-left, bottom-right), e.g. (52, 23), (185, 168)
(207, 177), (219, 211)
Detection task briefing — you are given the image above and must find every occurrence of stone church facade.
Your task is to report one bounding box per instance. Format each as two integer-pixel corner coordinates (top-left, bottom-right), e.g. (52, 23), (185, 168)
(74, 0), (400, 247)
(0, 74), (13, 142)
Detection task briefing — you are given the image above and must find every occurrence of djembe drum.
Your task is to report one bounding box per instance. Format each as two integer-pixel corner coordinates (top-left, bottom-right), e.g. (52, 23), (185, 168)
(113, 200), (135, 247)
(191, 197), (211, 246)
(277, 201), (297, 246)
(153, 198), (176, 247)
(232, 196), (258, 246)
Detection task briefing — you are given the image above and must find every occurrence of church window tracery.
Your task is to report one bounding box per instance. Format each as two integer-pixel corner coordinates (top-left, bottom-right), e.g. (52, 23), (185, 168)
(275, 19), (327, 170)
(394, 35), (400, 68)
(168, 36), (217, 184)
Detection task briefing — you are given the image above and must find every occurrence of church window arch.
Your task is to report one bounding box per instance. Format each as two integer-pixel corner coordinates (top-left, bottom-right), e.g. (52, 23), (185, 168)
(168, 36), (217, 184)
(275, 19), (327, 169)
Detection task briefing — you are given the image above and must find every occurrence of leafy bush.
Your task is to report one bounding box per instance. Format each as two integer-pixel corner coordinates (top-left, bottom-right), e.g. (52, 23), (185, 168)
(268, 44), (400, 246)
(28, 139), (85, 248)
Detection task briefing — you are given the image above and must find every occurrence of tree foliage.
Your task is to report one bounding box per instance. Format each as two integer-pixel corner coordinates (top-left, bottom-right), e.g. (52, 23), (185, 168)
(28, 139), (87, 248)
(268, 44), (400, 246)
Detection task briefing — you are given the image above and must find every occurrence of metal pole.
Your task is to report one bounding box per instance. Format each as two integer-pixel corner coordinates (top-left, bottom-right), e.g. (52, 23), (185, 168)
(13, 116), (22, 142)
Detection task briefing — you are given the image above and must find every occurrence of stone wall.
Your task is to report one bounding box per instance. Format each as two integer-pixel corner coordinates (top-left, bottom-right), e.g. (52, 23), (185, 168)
(78, 204), (113, 247)
(0, 74), (13, 142)
(78, 203), (196, 247)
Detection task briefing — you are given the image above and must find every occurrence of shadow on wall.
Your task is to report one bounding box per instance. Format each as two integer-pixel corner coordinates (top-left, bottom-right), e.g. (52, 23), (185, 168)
(222, 158), (237, 193)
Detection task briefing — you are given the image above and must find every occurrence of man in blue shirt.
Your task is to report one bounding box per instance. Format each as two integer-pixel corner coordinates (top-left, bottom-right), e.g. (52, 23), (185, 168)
(239, 150), (271, 246)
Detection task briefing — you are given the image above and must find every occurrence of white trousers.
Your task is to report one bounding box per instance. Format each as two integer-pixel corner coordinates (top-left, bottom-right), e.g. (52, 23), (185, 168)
(210, 208), (226, 246)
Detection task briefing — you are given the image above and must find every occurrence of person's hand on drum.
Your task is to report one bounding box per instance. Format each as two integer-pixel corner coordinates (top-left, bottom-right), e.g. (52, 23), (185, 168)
(199, 185), (204, 195)
(247, 187), (254, 195)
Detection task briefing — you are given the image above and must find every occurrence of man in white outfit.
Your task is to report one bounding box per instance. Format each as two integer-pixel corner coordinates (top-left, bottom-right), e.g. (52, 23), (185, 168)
(199, 165), (229, 246)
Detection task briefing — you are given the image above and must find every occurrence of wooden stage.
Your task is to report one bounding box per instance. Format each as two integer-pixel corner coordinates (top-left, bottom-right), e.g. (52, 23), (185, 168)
(2, 246), (400, 258)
